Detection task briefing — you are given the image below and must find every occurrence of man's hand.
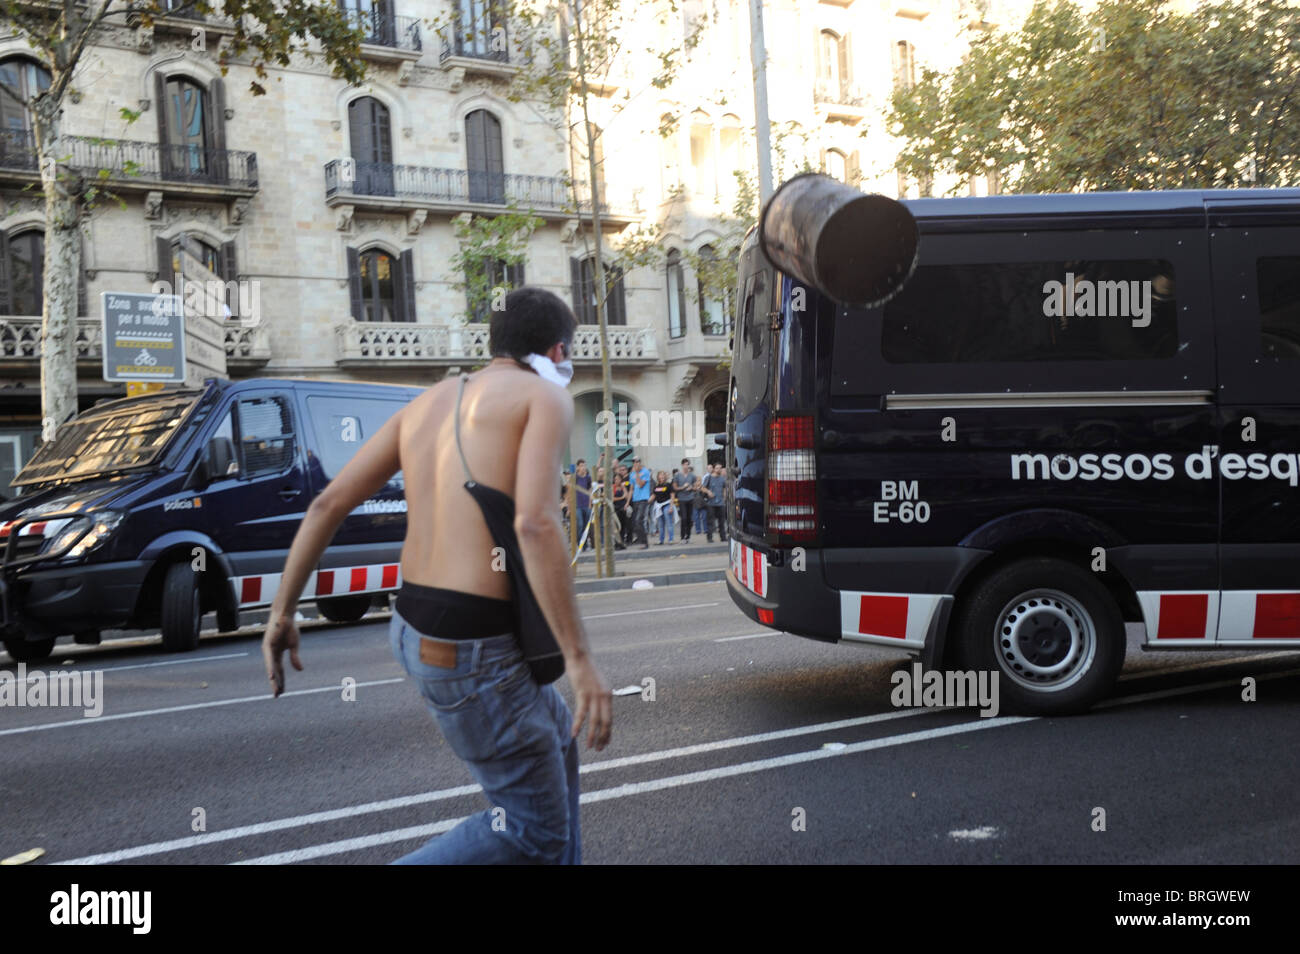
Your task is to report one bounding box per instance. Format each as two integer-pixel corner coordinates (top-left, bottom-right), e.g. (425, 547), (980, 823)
(262, 613), (303, 698)
(567, 654), (612, 751)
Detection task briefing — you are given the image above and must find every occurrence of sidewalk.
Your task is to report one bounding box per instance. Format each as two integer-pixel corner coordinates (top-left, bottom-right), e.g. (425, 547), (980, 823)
(570, 539), (730, 593)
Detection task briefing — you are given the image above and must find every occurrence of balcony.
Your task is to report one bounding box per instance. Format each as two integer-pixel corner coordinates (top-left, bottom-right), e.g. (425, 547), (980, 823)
(0, 130), (258, 202)
(0, 316), (270, 370)
(438, 20), (515, 79)
(336, 322), (658, 368)
(813, 81), (869, 123)
(324, 160), (641, 225)
(343, 8), (423, 63)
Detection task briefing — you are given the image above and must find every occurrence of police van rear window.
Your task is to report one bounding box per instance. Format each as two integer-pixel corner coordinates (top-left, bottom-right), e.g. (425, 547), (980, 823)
(881, 259), (1178, 364)
(1259, 256), (1300, 359)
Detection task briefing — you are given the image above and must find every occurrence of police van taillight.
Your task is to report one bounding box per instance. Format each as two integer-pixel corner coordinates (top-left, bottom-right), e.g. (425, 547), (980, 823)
(767, 414), (817, 543)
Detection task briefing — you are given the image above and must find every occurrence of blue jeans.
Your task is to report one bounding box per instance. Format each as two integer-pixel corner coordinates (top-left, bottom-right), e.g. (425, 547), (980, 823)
(694, 507), (708, 533)
(576, 506), (591, 546)
(387, 609), (581, 864)
(657, 505), (675, 543)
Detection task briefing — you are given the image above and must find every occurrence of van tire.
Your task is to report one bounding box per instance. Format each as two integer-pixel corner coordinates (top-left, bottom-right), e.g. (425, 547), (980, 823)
(160, 561), (203, 652)
(3, 636), (55, 662)
(316, 594), (372, 624)
(952, 557), (1124, 716)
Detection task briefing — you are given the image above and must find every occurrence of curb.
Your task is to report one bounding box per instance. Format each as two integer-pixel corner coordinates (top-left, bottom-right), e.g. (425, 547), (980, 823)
(573, 568), (727, 594)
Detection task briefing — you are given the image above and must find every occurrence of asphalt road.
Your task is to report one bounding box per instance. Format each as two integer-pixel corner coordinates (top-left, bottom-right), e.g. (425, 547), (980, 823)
(3, 580), (1298, 865)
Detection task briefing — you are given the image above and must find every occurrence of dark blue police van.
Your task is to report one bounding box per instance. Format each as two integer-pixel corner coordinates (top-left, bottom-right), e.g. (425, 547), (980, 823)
(725, 175), (1300, 714)
(0, 377), (419, 662)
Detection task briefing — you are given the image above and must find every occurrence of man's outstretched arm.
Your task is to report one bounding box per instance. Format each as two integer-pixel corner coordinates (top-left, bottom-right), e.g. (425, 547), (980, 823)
(261, 408), (404, 696)
(513, 385), (612, 751)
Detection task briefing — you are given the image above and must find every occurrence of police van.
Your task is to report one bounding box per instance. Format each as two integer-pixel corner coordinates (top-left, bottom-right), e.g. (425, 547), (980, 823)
(724, 175), (1300, 714)
(0, 377), (419, 662)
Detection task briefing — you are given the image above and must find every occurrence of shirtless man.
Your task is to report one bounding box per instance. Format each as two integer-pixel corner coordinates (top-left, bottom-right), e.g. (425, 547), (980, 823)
(261, 287), (611, 864)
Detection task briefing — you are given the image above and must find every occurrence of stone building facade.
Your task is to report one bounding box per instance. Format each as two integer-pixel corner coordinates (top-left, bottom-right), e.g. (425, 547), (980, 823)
(0, 0), (1035, 492)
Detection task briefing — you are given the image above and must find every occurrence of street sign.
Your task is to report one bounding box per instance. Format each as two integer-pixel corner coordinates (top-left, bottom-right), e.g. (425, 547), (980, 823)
(177, 241), (230, 389)
(101, 292), (186, 383)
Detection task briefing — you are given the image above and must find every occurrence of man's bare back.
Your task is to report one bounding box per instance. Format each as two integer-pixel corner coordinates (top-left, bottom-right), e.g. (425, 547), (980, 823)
(398, 364), (550, 601)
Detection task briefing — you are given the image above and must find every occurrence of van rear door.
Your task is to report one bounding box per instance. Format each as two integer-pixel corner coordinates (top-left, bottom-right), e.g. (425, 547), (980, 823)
(728, 239), (775, 541)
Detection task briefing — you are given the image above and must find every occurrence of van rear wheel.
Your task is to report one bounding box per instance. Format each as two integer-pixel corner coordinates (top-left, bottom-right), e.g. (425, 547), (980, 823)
(160, 561), (202, 652)
(3, 636), (55, 663)
(316, 594), (372, 623)
(952, 557), (1124, 715)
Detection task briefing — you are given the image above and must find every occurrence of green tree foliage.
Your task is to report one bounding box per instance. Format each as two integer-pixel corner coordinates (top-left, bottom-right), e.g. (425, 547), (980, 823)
(888, 0), (1300, 193)
(449, 206), (543, 322)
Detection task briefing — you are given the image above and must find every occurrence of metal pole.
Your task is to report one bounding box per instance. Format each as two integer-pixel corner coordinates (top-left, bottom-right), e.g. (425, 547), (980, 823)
(748, 0), (774, 202)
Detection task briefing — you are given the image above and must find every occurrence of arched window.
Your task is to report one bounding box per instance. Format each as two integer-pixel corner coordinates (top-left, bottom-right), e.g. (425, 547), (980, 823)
(465, 109), (504, 203)
(689, 110), (714, 198)
(819, 30), (841, 86)
(825, 148), (847, 183)
(346, 246), (415, 322)
(894, 40), (916, 91)
(666, 249), (686, 339)
(158, 75), (212, 179)
(349, 96), (394, 196)
(0, 229), (44, 316)
(571, 256), (625, 326)
(466, 258), (524, 322)
(0, 57), (51, 164)
(698, 245), (733, 337)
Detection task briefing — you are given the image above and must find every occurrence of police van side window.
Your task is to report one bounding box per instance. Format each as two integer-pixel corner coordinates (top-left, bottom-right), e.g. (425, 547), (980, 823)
(881, 259), (1178, 364)
(307, 395), (406, 481)
(1258, 257), (1300, 359)
(238, 396), (295, 476)
(211, 408), (239, 476)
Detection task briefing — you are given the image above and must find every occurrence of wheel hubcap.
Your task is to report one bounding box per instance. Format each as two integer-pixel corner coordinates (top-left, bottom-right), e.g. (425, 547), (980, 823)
(995, 589), (1097, 692)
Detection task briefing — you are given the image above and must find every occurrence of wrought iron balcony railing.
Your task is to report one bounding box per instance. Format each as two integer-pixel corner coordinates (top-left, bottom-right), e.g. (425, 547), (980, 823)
(814, 80), (867, 107)
(0, 130), (258, 190)
(343, 8), (422, 51)
(439, 15), (510, 64)
(324, 160), (634, 216)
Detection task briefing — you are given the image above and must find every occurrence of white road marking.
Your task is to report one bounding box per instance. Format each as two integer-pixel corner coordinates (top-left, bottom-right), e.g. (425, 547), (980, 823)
(582, 602), (719, 620)
(54, 708), (936, 864)
(0, 678), (405, 738)
(237, 716), (1036, 864)
(713, 632), (780, 642)
(54, 652), (249, 677)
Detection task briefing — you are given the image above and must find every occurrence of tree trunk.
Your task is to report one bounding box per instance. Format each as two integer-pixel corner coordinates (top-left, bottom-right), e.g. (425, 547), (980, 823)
(33, 102), (81, 443)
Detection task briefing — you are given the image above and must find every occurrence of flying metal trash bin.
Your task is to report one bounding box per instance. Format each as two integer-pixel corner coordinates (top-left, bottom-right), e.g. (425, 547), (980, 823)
(757, 172), (920, 308)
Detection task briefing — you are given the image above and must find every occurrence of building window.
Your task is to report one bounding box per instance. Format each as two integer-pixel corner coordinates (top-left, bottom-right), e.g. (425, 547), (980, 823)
(698, 245), (733, 337)
(718, 116), (742, 197)
(819, 30), (841, 87)
(458, 0), (507, 58)
(347, 246), (416, 322)
(340, 0), (396, 45)
(690, 111), (714, 198)
(660, 113), (680, 193)
(159, 76), (209, 178)
(159, 234), (240, 317)
(467, 258), (524, 322)
(894, 40), (916, 91)
(571, 121), (606, 206)
(666, 249), (686, 338)
(466, 109), (505, 203)
(348, 95), (394, 196)
(0, 57), (51, 157)
(571, 256), (626, 326)
(0, 229), (44, 316)
(825, 148), (847, 183)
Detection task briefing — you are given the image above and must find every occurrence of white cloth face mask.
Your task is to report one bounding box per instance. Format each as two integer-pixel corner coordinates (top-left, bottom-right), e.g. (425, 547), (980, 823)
(525, 352), (574, 387)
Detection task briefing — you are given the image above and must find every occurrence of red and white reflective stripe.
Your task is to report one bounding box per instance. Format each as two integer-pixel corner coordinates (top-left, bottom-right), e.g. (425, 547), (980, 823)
(1217, 590), (1300, 640)
(0, 518), (67, 539)
(1137, 591), (1220, 641)
(235, 563), (402, 607)
(729, 540), (768, 598)
(838, 591), (944, 648)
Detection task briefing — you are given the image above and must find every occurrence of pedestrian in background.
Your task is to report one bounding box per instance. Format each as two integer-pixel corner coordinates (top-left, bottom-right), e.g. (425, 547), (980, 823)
(672, 458), (697, 542)
(702, 462), (727, 542)
(573, 458), (592, 548)
(693, 465), (708, 537)
(652, 469), (675, 544)
(629, 456), (652, 549)
(612, 464), (630, 549)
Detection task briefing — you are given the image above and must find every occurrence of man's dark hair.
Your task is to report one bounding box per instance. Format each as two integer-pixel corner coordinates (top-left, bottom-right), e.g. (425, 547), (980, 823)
(576, 458), (586, 466)
(489, 287), (577, 359)
(682, 458), (690, 466)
